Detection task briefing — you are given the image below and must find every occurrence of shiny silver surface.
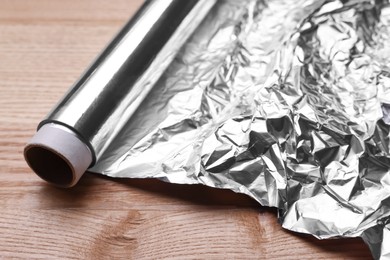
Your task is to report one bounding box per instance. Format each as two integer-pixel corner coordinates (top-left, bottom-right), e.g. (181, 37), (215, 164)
(89, 0), (390, 258)
(41, 0), (216, 163)
(34, 0), (390, 258)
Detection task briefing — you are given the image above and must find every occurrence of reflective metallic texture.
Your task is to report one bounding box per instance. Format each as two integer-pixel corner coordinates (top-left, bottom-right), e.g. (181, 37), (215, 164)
(41, 0), (217, 163)
(30, 0), (390, 258)
(90, 1), (390, 258)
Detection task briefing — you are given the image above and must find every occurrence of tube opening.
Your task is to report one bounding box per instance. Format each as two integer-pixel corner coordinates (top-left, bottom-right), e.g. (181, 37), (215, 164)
(24, 145), (75, 187)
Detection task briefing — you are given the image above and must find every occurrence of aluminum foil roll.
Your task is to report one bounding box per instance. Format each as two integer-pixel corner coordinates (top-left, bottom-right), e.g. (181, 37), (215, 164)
(24, 0), (216, 187)
(25, 0), (390, 258)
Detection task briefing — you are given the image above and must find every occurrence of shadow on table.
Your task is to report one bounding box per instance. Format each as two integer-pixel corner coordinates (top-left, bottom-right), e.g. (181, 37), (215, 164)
(108, 174), (372, 258)
(39, 172), (372, 258)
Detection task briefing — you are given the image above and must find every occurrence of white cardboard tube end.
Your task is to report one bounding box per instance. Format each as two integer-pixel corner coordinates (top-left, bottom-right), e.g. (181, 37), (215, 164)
(24, 124), (93, 188)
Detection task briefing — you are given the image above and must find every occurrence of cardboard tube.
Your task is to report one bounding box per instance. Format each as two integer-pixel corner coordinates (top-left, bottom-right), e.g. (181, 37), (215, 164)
(24, 124), (93, 188)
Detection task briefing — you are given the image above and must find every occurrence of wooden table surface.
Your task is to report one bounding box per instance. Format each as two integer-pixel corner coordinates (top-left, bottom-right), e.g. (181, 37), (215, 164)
(0, 0), (373, 259)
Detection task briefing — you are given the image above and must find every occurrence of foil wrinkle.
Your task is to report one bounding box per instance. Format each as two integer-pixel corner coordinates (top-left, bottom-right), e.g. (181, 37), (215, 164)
(91, 0), (390, 258)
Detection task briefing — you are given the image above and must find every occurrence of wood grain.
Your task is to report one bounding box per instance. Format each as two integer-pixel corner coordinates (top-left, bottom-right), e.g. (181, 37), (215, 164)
(0, 1), (372, 259)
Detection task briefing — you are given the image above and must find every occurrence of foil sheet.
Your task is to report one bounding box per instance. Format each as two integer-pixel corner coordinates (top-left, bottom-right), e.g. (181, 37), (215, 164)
(86, 0), (390, 258)
(27, 0), (390, 258)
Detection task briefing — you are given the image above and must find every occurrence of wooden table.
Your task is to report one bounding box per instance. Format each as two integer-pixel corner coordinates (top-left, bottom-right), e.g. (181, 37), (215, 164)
(0, 1), (372, 259)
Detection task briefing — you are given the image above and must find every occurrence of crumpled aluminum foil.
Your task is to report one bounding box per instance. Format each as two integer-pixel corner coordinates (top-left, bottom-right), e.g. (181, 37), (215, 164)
(90, 0), (390, 258)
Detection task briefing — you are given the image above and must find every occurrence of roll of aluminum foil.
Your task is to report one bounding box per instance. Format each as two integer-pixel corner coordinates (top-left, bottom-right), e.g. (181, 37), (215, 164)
(24, 0), (217, 187)
(25, 0), (390, 259)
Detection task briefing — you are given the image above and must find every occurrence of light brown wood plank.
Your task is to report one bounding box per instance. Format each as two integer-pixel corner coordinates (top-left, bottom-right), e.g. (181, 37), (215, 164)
(0, 0), (140, 24)
(0, 207), (370, 259)
(0, 0), (372, 259)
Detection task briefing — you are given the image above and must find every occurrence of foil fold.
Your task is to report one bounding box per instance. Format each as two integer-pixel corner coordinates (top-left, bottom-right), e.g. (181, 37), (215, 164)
(89, 0), (390, 258)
